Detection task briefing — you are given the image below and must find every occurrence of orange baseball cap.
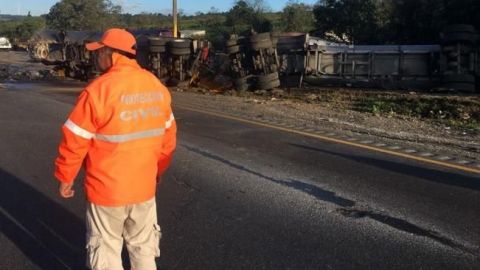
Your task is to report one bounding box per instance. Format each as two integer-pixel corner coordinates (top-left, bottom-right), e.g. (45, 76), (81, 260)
(86, 28), (136, 55)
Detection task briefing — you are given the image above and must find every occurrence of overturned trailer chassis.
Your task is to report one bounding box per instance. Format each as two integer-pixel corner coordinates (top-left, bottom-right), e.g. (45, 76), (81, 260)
(225, 26), (479, 93)
(305, 44), (442, 90)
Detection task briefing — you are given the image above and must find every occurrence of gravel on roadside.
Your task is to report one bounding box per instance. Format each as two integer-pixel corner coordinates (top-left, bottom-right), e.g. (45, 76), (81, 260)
(171, 88), (480, 165)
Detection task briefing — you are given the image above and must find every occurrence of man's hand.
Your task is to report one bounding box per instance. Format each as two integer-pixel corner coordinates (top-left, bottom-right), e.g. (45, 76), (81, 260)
(59, 182), (75, 198)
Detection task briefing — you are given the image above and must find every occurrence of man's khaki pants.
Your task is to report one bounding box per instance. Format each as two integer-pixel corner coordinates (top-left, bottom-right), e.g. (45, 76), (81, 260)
(85, 197), (161, 270)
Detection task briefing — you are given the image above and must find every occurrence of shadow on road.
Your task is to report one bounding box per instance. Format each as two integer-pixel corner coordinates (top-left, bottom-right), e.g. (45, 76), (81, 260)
(0, 169), (87, 269)
(288, 143), (480, 191)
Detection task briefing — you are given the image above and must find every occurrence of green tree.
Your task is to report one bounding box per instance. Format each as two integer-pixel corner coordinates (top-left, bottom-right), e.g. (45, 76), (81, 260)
(246, 0), (270, 13)
(312, 0), (480, 44)
(388, 0), (480, 44)
(443, 0), (480, 30)
(0, 14), (45, 41)
(46, 0), (122, 31)
(313, 0), (379, 44)
(225, 0), (272, 34)
(120, 13), (170, 29)
(202, 8), (229, 49)
(15, 15), (46, 40)
(280, 1), (314, 32)
(225, 0), (255, 33)
(385, 0), (445, 43)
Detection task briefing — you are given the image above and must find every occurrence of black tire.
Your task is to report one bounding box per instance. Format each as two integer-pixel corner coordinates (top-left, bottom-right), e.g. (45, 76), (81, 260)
(442, 44), (474, 54)
(226, 39), (238, 46)
(277, 39), (305, 53)
(168, 39), (191, 48)
(151, 61), (161, 69)
(250, 33), (271, 43)
(443, 74), (475, 83)
(258, 78), (280, 90)
(277, 42), (305, 54)
(447, 61), (460, 68)
(442, 45), (456, 52)
(443, 24), (476, 34)
(149, 38), (169, 46)
(270, 64), (278, 73)
(477, 76), (480, 93)
(443, 32), (476, 43)
(250, 39), (273, 50)
(271, 37), (278, 47)
(443, 82), (475, 92)
(227, 45), (241, 54)
(257, 72), (279, 84)
(235, 81), (249, 91)
(168, 47), (191, 56)
(234, 76), (249, 84)
(234, 77), (250, 91)
(149, 46), (166, 53)
(278, 36), (305, 46)
(447, 51), (459, 58)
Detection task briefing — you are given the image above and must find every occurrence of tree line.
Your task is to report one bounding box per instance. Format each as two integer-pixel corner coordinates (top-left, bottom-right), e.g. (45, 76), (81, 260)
(0, 0), (479, 45)
(314, 0), (480, 44)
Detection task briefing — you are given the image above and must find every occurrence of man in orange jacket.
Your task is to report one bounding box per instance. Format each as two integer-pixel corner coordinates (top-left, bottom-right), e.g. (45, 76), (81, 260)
(54, 28), (176, 270)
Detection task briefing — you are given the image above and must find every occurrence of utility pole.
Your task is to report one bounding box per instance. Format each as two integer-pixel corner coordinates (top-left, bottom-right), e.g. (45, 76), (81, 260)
(173, 0), (178, 38)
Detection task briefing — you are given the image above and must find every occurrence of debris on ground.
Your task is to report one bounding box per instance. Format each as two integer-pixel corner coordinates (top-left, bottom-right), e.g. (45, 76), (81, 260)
(0, 51), (59, 82)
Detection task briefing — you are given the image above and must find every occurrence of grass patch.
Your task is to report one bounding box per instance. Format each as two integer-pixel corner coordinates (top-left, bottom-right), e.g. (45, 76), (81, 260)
(355, 95), (480, 130)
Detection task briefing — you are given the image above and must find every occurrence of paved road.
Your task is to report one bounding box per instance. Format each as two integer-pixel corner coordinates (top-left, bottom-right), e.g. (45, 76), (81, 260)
(0, 82), (478, 269)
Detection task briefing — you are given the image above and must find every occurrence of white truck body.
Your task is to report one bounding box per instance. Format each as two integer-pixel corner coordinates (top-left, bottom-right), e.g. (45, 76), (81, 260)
(0, 37), (12, 50)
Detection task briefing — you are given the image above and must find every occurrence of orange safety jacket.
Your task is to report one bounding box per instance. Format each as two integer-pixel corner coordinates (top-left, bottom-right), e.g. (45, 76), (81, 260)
(54, 53), (177, 206)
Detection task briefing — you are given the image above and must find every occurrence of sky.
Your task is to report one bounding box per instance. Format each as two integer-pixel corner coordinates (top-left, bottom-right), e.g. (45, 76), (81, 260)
(0, 0), (318, 16)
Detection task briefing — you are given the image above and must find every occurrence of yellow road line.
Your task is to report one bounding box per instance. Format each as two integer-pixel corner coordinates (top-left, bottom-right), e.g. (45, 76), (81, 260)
(176, 105), (480, 175)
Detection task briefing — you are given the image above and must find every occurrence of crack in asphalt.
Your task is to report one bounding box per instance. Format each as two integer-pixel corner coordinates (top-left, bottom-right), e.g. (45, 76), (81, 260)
(181, 143), (479, 258)
(335, 208), (480, 257)
(182, 144), (355, 208)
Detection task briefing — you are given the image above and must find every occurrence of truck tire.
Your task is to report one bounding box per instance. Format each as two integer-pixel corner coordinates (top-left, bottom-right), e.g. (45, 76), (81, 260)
(250, 39), (273, 50)
(443, 82), (475, 92)
(258, 78), (281, 90)
(226, 39), (238, 47)
(168, 47), (191, 56)
(443, 74), (475, 83)
(149, 45), (166, 53)
(234, 77), (250, 91)
(443, 74), (475, 92)
(250, 33), (271, 43)
(257, 72), (279, 84)
(443, 24), (475, 34)
(443, 32), (476, 43)
(277, 38), (305, 53)
(442, 24), (477, 44)
(227, 45), (241, 54)
(149, 38), (169, 46)
(168, 39), (191, 48)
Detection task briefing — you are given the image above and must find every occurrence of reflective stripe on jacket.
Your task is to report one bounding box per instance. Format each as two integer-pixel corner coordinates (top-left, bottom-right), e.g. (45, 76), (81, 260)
(54, 53), (177, 206)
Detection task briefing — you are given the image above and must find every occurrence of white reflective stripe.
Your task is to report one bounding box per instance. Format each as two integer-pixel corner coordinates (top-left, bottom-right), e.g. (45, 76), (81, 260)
(95, 128), (165, 143)
(166, 113), (175, 129)
(65, 114), (172, 143)
(64, 119), (95, 140)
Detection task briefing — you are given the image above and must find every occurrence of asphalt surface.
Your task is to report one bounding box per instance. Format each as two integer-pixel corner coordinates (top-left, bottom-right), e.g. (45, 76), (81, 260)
(0, 82), (479, 270)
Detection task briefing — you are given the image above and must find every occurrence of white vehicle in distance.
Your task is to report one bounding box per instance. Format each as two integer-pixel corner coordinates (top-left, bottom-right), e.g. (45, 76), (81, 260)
(0, 37), (12, 51)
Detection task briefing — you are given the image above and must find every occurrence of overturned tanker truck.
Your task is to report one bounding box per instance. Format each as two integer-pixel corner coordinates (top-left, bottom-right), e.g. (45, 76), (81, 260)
(227, 25), (480, 93)
(28, 28), (199, 81)
(29, 25), (480, 93)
